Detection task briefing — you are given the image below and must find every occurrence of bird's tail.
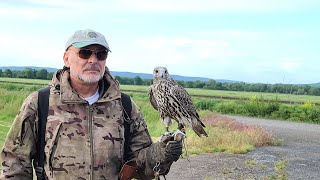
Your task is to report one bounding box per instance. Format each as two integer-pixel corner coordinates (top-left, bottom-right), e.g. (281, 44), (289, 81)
(192, 119), (208, 137)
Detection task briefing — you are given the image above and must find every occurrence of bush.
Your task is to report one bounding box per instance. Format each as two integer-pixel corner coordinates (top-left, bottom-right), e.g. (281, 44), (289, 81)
(193, 94), (320, 124)
(195, 99), (222, 111)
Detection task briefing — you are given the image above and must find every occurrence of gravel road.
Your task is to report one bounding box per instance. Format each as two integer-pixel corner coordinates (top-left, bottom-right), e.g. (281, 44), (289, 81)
(165, 115), (320, 180)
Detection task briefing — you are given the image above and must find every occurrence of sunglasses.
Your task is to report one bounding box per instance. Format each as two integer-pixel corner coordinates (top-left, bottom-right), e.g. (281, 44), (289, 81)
(70, 48), (109, 61)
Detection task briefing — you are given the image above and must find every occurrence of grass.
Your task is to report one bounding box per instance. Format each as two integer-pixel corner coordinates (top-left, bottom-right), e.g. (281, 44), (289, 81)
(265, 160), (288, 180)
(0, 87), (275, 152)
(121, 84), (320, 104)
(0, 84), (276, 174)
(0, 89), (32, 149)
(2, 78), (320, 104)
(0, 77), (49, 85)
(183, 114), (273, 154)
(130, 91), (274, 154)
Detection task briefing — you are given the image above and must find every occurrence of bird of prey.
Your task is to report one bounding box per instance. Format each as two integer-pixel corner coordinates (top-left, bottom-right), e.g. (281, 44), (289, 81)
(148, 66), (208, 137)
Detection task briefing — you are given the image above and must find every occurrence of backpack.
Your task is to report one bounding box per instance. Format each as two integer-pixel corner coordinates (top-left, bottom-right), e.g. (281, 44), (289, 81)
(35, 87), (132, 180)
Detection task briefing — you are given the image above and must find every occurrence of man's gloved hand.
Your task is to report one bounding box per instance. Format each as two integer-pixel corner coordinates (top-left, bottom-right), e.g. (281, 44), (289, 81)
(163, 140), (182, 162)
(146, 130), (184, 176)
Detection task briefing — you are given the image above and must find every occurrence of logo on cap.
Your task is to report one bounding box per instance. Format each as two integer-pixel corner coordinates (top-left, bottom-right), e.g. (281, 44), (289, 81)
(88, 32), (97, 38)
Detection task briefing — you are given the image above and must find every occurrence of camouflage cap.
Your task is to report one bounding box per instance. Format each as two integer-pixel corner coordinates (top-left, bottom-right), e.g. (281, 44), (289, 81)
(65, 29), (111, 51)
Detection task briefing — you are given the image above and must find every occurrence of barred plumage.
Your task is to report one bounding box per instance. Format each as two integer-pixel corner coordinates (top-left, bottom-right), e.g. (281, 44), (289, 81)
(148, 66), (208, 137)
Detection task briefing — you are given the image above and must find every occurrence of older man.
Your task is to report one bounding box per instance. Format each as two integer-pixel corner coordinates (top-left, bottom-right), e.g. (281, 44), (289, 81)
(0, 29), (182, 180)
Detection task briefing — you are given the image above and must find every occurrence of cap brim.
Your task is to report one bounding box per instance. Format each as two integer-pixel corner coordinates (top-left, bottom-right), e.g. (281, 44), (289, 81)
(72, 42), (109, 50)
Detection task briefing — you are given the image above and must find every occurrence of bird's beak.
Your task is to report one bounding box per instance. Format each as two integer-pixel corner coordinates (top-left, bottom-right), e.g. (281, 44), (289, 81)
(160, 72), (164, 78)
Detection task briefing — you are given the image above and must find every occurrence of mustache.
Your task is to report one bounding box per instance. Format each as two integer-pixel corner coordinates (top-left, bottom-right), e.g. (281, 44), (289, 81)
(83, 64), (101, 71)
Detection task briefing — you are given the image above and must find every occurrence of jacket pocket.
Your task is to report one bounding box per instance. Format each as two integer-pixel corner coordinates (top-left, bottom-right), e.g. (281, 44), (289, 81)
(94, 122), (123, 172)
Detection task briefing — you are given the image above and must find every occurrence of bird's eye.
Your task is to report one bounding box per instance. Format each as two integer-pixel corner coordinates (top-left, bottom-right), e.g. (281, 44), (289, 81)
(165, 70), (167, 74)
(155, 70), (158, 73)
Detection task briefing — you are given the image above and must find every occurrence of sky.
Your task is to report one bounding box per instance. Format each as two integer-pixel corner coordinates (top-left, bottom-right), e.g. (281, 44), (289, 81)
(0, 0), (319, 84)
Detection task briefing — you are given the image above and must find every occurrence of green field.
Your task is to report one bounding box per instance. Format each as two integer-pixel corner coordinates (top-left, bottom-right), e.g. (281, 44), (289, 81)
(0, 82), (275, 154)
(121, 84), (320, 104)
(2, 77), (320, 104)
(0, 77), (49, 85)
(2, 77), (318, 154)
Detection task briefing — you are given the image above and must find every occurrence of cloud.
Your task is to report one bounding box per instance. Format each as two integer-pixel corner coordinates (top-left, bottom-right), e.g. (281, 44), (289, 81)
(279, 58), (302, 72)
(113, 0), (320, 13)
(0, 31), (63, 67)
(135, 36), (237, 61)
(0, 0), (105, 20)
(107, 35), (245, 78)
(1, 0), (319, 21)
(250, 57), (302, 71)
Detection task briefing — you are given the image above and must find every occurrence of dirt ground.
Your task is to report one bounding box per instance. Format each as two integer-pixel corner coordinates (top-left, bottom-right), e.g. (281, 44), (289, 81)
(165, 115), (320, 180)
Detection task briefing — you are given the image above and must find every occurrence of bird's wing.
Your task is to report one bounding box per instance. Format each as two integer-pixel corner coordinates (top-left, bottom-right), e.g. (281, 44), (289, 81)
(170, 82), (207, 136)
(148, 86), (158, 110)
(170, 82), (199, 118)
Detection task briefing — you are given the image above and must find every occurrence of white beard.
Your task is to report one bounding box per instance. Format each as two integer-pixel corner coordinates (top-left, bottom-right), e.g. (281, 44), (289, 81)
(70, 67), (105, 84)
(77, 73), (103, 84)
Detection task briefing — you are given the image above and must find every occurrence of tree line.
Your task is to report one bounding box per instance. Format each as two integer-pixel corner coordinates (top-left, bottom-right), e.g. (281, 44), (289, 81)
(115, 77), (320, 96)
(0, 68), (54, 80)
(1, 68), (320, 96)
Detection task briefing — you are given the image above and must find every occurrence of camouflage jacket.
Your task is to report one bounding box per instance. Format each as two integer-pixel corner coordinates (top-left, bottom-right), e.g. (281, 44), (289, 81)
(0, 68), (155, 180)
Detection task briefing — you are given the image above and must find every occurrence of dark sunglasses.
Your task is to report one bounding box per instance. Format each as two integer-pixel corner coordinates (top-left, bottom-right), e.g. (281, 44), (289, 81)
(71, 49), (109, 61)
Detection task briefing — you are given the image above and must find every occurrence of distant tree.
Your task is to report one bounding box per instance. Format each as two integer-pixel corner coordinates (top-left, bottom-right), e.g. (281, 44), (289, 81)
(11, 70), (18, 78)
(0, 69), (2, 77)
(303, 85), (312, 94)
(185, 81), (194, 88)
(204, 79), (216, 90)
(193, 80), (206, 88)
(23, 68), (34, 79)
(13, 70), (23, 78)
(142, 79), (152, 86)
(36, 69), (48, 79)
(134, 76), (143, 85)
(309, 87), (320, 96)
(114, 76), (121, 82)
(229, 82), (246, 91)
(176, 80), (186, 87)
(294, 88), (304, 95)
(271, 84), (286, 93)
(120, 77), (134, 85)
(4, 69), (12, 77)
(47, 72), (54, 80)
(215, 82), (224, 90)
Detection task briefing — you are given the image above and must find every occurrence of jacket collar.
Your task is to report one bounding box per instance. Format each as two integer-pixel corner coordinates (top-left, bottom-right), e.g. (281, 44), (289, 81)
(50, 67), (121, 104)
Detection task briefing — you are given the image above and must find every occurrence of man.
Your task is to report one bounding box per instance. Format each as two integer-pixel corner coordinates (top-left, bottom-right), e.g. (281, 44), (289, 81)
(0, 29), (182, 179)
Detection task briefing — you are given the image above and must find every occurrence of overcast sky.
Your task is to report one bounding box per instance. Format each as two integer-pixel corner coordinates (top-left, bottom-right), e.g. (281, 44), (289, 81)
(0, 0), (319, 84)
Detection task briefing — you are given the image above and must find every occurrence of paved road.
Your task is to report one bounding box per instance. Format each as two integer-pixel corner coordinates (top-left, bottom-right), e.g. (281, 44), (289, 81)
(166, 115), (320, 180)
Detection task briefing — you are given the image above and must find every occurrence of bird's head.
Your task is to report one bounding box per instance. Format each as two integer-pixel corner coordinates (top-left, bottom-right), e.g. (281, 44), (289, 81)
(153, 66), (172, 82)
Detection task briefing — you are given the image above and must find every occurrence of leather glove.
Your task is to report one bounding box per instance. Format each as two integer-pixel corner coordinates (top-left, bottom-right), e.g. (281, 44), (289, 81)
(147, 140), (182, 164)
(146, 133), (183, 176)
(160, 129), (184, 162)
(164, 141), (182, 162)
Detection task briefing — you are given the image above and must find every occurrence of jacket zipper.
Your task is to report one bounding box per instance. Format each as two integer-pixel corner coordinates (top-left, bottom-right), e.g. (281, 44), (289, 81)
(89, 105), (94, 180)
(49, 124), (62, 178)
(119, 126), (124, 165)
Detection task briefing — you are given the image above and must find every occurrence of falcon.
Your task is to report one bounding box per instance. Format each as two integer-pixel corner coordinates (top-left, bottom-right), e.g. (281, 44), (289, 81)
(148, 66), (208, 137)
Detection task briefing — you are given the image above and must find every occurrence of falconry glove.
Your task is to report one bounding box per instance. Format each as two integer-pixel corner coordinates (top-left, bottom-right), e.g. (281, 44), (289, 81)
(146, 133), (183, 176)
(164, 141), (183, 162)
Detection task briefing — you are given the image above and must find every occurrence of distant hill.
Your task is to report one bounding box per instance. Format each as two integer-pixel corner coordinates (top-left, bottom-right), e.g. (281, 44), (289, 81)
(0, 66), (239, 83)
(110, 71), (237, 83)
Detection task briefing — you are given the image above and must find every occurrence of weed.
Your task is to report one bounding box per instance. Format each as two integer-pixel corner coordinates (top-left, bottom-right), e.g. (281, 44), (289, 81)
(265, 160), (288, 180)
(245, 159), (257, 167)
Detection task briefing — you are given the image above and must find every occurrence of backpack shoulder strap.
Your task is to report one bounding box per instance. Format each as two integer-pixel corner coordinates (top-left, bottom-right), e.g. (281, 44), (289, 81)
(121, 93), (132, 162)
(121, 93), (132, 122)
(36, 87), (50, 180)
